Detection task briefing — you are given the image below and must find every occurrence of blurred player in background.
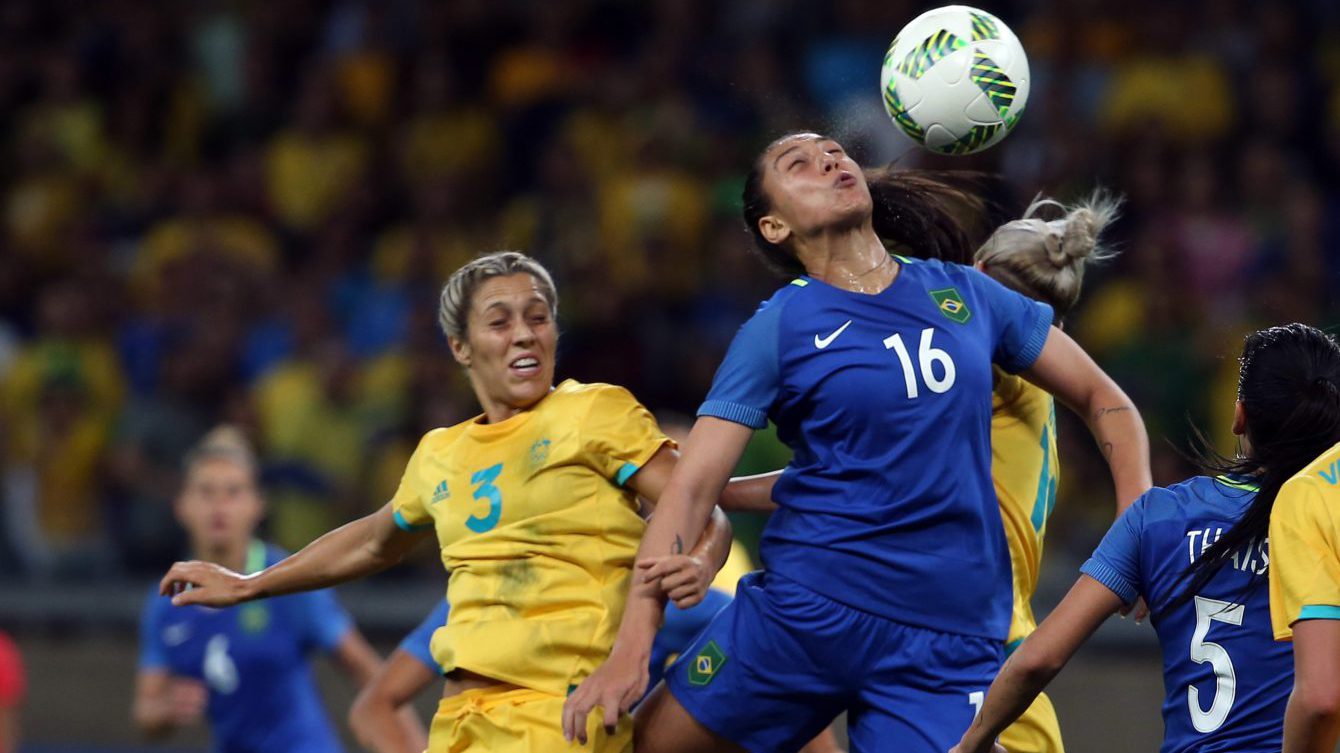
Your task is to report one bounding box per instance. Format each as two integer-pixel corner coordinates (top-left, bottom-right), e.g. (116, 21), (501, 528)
(0, 630), (23, 753)
(133, 427), (419, 752)
(952, 323), (1337, 753)
(565, 132), (1151, 753)
(159, 252), (740, 753)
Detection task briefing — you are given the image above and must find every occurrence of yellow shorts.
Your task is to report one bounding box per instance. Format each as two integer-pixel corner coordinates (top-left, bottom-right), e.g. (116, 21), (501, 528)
(427, 686), (633, 753)
(997, 691), (1064, 753)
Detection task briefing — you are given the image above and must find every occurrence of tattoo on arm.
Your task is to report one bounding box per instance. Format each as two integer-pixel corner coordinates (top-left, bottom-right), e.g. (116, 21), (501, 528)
(673, 534), (684, 555)
(1092, 406), (1132, 420)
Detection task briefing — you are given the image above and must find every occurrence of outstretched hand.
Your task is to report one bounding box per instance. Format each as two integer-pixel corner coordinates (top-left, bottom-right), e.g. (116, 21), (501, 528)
(561, 647), (647, 744)
(638, 555), (712, 608)
(160, 560), (255, 608)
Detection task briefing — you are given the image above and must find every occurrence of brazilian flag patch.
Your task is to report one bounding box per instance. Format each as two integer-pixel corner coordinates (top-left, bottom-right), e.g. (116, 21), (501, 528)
(930, 288), (971, 324)
(687, 641), (726, 686)
(240, 603), (270, 634)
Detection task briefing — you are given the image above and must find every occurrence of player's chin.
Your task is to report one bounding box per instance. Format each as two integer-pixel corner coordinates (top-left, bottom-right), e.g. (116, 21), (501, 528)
(507, 379), (551, 409)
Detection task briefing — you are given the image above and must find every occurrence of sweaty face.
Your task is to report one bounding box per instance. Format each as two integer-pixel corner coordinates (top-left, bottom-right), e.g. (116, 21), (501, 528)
(176, 457), (263, 552)
(758, 134), (872, 244)
(453, 274), (558, 418)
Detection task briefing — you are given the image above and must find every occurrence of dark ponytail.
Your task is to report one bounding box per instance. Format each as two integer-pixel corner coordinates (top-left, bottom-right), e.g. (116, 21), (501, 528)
(1169, 324), (1340, 611)
(740, 132), (1006, 276)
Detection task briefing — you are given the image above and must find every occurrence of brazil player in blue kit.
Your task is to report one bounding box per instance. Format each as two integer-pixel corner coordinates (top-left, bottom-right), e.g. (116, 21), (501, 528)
(134, 428), (420, 752)
(952, 324), (1340, 753)
(563, 132), (1152, 753)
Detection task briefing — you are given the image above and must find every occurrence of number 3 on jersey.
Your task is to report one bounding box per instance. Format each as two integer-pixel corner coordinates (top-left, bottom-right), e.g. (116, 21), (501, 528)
(467, 463), (504, 533)
(884, 327), (956, 398)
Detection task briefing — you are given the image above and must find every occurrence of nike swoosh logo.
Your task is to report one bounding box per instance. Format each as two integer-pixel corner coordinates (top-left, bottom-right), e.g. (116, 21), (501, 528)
(814, 320), (853, 349)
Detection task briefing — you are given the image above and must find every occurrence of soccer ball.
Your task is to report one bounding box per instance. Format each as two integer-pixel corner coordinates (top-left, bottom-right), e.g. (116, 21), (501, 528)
(880, 5), (1030, 155)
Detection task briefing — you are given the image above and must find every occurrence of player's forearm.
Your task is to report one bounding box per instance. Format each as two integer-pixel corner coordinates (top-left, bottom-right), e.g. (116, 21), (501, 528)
(248, 507), (414, 599)
(690, 506), (733, 572)
(1082, 386), (1151, 515)
(958, 651), (1058, 751)
(1283, 685), (1340, 753)
(350, 695), (426, 753)
(720, 470), (781, 512)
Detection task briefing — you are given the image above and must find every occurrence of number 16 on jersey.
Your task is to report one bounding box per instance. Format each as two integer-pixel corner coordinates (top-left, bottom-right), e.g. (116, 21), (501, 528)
(885, 327), (957, 398)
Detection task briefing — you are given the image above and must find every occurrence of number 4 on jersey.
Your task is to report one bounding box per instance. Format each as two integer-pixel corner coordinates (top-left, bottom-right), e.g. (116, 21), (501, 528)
(884, 327), (957, 398)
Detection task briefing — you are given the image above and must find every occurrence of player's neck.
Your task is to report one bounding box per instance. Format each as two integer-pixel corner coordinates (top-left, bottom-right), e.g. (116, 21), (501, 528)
(196, 539), (250, 574)
(797, 226), (896, 295)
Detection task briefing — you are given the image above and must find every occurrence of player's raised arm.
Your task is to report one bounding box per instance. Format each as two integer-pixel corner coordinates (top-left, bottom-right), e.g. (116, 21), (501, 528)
(562, 416), (752, 743)
(1022, 326), (1151, 513)
(160, 501), (429, 607)
(629, 444), (736, 609)
(952, 576), (1124, 753)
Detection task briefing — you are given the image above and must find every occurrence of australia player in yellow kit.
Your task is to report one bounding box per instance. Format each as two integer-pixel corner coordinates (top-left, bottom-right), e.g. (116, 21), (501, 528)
(159, 251), (735, 753)
(974, 191), (1135, 753)
(1268, 402), (1340, 753)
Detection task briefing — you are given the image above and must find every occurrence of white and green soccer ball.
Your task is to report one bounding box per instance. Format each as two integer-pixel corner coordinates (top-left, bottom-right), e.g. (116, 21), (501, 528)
(880, 5), (1030, 155)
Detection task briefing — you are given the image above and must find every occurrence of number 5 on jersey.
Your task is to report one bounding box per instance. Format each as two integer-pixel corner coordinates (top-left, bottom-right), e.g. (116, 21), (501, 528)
(467, 463), (504, 533)
(884, 327), (956, 398)
(1189, 596), (1244, 733)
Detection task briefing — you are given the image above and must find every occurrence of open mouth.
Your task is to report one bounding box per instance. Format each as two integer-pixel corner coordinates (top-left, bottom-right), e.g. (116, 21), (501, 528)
(834, 172), (857, 188)
(509, 355), (542, 377)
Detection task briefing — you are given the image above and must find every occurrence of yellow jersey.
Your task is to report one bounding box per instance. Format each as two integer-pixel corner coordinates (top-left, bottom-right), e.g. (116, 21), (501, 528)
(1268, 440), (1340, 641)
(992, 369), (1060, 650)
(391, 380), (672, 695)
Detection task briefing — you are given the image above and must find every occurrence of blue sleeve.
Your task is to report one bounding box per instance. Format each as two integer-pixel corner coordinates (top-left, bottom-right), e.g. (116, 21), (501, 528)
(137, 592), (169, 670)
(398, 601), (449, 673)
(964, 267), (1054, 373)
(1080, 497), (1148, 605)
(295, 587), (354, 653)
(697, 299), (785, 429)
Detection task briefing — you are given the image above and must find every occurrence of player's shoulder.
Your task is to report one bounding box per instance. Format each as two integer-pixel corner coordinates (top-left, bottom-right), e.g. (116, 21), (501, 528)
(414, 423), (471, 454)
(752, 278), (810, 317)
(1139, 475), (1254, 523)
(1274, 442), (1340, 518)
(1289, 440), (1340, 492)
(897, 255), (976, 284)
(141, 583), (173, 620)
(550, 379), (641, 410)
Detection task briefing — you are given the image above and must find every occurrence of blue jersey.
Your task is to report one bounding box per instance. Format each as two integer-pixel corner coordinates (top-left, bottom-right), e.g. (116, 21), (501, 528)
(1081, 476), (1292, 753)
(701, 258), (1051, 639)
(400, 590), (733, 690)
(139, 542), (352, 753)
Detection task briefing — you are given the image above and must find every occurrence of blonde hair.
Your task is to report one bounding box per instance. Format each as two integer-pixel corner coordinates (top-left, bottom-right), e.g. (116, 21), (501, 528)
(184, 425), (259, 480)
(974, 191), (1122, 320)
(437, 251), (559, 341)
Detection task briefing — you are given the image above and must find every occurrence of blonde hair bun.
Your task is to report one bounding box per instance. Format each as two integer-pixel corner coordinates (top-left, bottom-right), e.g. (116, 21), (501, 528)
(976, 189), (1122, 318)
(1036, 191), (1121, 267)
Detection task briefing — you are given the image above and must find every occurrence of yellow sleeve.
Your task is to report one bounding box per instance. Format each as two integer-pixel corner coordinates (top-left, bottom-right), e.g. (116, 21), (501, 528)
(1269, 476), (1340, 640)
(390, 432), (435, 532)
(579, 385), (674, 487)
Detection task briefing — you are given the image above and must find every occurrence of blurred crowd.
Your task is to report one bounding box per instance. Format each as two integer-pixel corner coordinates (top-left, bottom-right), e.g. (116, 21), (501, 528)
(1, 0), (1339, 580)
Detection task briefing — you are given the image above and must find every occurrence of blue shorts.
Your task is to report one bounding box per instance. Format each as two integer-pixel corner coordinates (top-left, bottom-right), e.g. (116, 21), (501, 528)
(647, 587), (733, 691)
(665, 571), (1003, 753)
